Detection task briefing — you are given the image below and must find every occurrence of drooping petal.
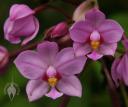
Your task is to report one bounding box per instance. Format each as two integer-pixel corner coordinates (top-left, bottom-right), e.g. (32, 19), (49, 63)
(99, 43), (117, 56)
(37, 41), (59, 65)
(85, 8), (105, 28)
(117, 53), (128, 85)
(70, 21), (92, 43)
(45, 88), (63, 99)
(57, 76), (82, 97)
(87, 51), (103, 61)
(73, 42), (91, 56)
(99, 20), (124, 43)
(22, 17), (39, 45)
(10, 4), (34, 20)
(57, 56), (86, 75)
(111, 58), (121, 87)
(14, 50), (47, 79)
(54, 47), (75, 67)
(26, 80), (49, 102)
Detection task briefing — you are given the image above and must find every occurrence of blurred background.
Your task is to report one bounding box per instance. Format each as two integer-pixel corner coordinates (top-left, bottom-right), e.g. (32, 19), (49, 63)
(0, 0), (128, 107)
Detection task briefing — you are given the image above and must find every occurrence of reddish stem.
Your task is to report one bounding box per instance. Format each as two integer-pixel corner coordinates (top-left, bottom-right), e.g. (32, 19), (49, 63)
(10, 40), (43, 58)
(34, 3), (48, 13)
(34, 3), (72, 19)
(10, 34), (72, 58)
(48, 5), (72, 19)
(62, 0), (81, 6)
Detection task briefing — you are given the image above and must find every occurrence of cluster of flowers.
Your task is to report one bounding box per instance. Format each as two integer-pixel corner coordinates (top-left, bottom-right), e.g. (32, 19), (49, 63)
(0, 1), (128, 102)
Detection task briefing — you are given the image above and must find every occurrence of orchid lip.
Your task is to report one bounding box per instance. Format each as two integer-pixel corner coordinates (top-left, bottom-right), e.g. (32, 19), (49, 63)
(90, 40), (100, 50)
(89, 30), (101, 50)
(48, 77), (58, 87)
(42, 72), (61, 87)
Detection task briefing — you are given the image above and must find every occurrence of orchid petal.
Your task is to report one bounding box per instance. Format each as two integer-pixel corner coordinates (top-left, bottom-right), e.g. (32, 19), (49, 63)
(37, 41), (58, 65)
(45, 88), (63, 99)
(87, 51), (103, 61)
(58, 56), (86, 75)
(26, 80), (49, 102)
(14, 50), (47, 79)
(57, 76), (82, 97)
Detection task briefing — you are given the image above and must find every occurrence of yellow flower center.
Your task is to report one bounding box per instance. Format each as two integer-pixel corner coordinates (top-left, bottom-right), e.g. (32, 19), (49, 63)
(48, 77), (58, 87)
(90, 41), (100, 50)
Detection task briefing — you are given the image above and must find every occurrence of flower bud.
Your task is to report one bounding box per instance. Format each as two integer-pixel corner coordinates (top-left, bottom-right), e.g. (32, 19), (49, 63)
(4, 4), (39, 45)
(45, 22), (68, 38)
(73, 0), (98, 22)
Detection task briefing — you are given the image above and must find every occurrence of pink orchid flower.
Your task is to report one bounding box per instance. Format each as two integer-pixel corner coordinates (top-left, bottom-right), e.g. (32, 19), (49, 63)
(70, 8), (124, 61)
(14, 41), (86, 101)
(4, 4), (39, 45)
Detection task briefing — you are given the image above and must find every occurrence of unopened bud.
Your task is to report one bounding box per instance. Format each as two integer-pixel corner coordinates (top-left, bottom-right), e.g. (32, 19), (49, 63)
(73, 0), (98, 22)
(45, 22), (68, 38)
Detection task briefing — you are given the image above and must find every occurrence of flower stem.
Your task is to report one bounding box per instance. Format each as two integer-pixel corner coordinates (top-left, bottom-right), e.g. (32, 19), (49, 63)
(102, 60), (121, 107)
(10, 33), (72, 58)
(48, 5), (72, 19)
(10, 40), (43, 58)
(34, 3), (72, 19)
(58, 95), (71, 107)
(120, 82), (128, 107)
(34, 3), (48, 13)
(62, 0), (81, 6)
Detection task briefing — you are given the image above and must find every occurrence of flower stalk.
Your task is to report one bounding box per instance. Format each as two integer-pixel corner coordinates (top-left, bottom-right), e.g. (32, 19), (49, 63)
(102, 60), (121, 107)
(120, 82), (128, 107)
(34, 3), (48, 13)
(34, 3), (72, 19)
(58, 95), (71, 107)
